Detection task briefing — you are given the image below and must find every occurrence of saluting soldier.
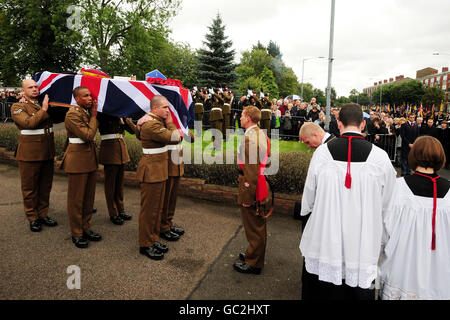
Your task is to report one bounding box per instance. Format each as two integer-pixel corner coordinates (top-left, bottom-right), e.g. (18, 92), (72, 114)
(234, 106), (272, 275)
(209, 90), (224, 150)
(136, 95), (182, 260)
(222, 86), (233, 139)
(97, 113), (136, 225)
(260, 91), (273, 137)
(11, 79), (58, 232)
(193, 88), (205, 123)
(61, 86), (101, 249)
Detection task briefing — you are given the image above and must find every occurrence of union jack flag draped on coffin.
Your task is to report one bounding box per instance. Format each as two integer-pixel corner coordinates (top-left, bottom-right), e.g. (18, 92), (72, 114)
(32, 71), (194, 135)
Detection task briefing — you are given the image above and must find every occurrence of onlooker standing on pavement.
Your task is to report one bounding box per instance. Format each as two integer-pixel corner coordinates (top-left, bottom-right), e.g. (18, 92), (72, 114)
(400, 113), (419, 176)
(11, 79), (58, 233)
(307, 104), (320, 123)
(420, 118), (439, 138)
(299, 103), (396, 300)
(379, 136), (450, 300)
(438, 121), (450, 169)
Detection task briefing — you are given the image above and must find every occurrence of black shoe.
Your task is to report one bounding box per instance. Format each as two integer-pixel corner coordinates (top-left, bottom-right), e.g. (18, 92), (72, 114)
(139, 246), (164, 260)
(110, 216), (124, 225)
(239, 252), (246, 262)
(159, 230), (180, 241)
(83, 230), (102, 242)
(29, 220), (42, 232)
(170, 226), (184, 236)
(233, 261), (261, 275)
(72, 237), (89, 248)
(118, 212), (132, 221)
(153, 241), (169, 253)
(92, 208), (97, 214)
(38, 217), (58, 227)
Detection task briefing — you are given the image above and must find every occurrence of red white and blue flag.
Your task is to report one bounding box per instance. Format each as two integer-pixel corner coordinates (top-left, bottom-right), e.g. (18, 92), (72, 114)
(32, 71), (194, 135)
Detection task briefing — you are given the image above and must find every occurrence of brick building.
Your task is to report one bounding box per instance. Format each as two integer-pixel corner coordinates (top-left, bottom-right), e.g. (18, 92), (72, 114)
(416, 66), (449, 101)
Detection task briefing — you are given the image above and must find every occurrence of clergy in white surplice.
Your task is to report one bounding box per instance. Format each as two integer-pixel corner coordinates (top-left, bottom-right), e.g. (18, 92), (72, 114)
(299, 104), (397, 300)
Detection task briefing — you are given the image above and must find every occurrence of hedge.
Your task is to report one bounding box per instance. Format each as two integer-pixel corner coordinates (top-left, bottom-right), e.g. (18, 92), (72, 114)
(0, 123), (311, 194)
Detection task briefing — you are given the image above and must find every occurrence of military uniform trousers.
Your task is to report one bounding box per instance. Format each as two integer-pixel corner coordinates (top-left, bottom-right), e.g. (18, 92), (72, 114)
(260, 120), (271, 137)
(139, 181), (166, 247)
(103, 164), (126, 218)
(18, 160), (54, 222)
(210, 120), (223, 149)
(241, 206), (267, 269)
(160, 176), (181, 233)
(67, 171), (97, 237)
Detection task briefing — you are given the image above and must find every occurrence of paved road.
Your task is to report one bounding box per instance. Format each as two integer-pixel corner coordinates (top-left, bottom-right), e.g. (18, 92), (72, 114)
(0, 163), (303, 300)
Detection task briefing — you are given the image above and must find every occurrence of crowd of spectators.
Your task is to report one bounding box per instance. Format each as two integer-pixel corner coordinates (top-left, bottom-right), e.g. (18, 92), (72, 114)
(362, 107), (450, 171)
(269, 97), (340, 140)
(0, 89), (22, 105)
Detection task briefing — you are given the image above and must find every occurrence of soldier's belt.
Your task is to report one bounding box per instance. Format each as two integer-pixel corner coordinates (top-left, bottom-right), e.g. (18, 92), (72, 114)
(101, 133), (123, 141)
(224, 103), (231, 107)
(69, 137), (86, 144)
(142, 146), (168, 154)
(167, 143), (183, 151)
(261, 109), (271, 112)
(20, 127), (54, 135)
(211, 108), (222, 112)
(195, 103), (203, 106)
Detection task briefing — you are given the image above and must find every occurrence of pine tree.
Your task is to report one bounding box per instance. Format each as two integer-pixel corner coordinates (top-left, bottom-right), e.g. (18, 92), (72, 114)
(196, 14), (236, 88)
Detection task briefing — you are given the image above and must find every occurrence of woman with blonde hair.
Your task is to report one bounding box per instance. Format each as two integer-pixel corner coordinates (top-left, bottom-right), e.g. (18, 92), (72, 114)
(379, 135), (450, 300)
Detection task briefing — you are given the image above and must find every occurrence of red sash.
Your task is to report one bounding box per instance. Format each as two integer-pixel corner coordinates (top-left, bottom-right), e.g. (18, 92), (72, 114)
(238, 132), (271, 203)
(341, 135), (365, 189)
(413, 172), (440, 250)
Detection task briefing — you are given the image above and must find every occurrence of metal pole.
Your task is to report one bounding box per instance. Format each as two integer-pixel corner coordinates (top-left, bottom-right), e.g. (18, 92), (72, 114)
(301, 59), (305, 100)
(325, 0), (335, 131)
(380, 84), (382, 107)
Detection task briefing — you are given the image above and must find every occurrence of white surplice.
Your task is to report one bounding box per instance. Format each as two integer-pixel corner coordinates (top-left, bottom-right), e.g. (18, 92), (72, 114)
(379, 178), (450, 300)
(299, 142), (397, 289)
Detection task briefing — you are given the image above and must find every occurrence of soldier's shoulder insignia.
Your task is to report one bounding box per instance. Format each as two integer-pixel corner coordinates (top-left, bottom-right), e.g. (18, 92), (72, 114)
(13, 108), (23, 115)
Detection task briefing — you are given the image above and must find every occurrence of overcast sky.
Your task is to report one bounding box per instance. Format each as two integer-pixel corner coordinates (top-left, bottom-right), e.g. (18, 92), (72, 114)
(168, 0), (450, 97)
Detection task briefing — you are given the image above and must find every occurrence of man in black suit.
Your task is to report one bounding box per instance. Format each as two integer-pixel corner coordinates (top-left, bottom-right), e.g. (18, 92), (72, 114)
(420, 118), (439, 138)
(400, 113), (419, 176)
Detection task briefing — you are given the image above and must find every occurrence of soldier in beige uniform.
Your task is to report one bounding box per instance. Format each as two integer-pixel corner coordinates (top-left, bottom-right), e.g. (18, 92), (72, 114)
(61, 86), (101, 248)
(97, 113), (136, 225)
(136, 95), (182, 260)
(208, 91), (224, 150)
(222, 88), (233, 139)
(234, 106), (271, 275)
(260, 92), (273, 137)
(193, 89), (204, 123)
(11, 79), (58, 232)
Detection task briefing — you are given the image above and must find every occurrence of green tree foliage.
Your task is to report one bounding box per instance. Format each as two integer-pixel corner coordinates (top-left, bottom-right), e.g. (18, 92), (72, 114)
(252, 41), (266, 51)
(153, 41), (198, 88)
(236, 43), (303, 98)
(422, 86), (445, 106)
(78, 0), (180, 77)
(0, 0), (83, 85)
(196, 13), (236, 88)
(313, 88), (326, 106)
(260, 66), (279, 99)
(372, 80), (425, 106)
(267, 40), (282, 59)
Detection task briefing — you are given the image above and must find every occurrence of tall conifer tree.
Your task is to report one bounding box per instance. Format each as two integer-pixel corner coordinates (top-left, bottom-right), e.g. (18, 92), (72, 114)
(197, 14), (236, 88)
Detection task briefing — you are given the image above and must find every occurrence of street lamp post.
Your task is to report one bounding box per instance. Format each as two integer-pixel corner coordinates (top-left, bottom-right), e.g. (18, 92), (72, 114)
(301, 56), (325, 100)
(325, 0), (335, 131)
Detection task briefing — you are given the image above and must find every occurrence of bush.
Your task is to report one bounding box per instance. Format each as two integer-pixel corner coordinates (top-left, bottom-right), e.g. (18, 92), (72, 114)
(0, 123), (19, 151)
(0, 125), (312, 195)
